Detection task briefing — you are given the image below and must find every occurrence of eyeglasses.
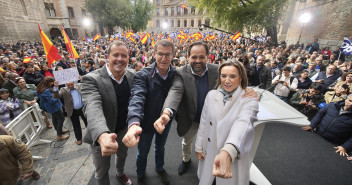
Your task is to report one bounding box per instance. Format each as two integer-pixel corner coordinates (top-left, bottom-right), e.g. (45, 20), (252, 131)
(156, 53), (172, 58)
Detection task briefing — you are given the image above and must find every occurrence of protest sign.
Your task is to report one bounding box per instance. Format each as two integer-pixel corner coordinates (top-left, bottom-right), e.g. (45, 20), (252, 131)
(53, 68), (79, 85)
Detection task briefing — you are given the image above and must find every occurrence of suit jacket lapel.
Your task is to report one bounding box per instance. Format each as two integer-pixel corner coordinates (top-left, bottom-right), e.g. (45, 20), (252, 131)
(125, 69), (135, 90)
(186, 64), (198, 108)
(99, 66), (117, 113)
(207, 64), (217, 91)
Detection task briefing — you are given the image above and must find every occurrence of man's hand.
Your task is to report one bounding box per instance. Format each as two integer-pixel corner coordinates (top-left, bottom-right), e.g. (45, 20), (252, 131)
(196, 152), (205, 161)
(212, 150), (232, 179)
(22, 171), (33, 180)
(283, 81), (289, 88)
(97, 133), (118, 157)
(242, 88), (258, 99)
(347, 156), (352, 162)
(301, 126), (313, 132)
(54, 81), (59, 87)
(122, 125), (142, 148)
(154, 114), (170, 134)
(334, 146), (348, 156)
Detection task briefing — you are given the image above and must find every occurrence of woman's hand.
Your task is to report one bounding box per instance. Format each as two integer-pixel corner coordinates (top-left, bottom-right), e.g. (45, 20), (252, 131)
(24, 100), (31, 105)
(196, 152), (205, 161)
(212, 150), (232, 179)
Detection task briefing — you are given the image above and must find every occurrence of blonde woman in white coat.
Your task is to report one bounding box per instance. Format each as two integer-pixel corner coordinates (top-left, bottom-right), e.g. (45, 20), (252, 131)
(195, 61), (259, 185)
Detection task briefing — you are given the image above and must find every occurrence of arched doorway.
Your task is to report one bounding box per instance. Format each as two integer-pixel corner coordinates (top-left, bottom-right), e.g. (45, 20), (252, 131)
(50, 28), (61, 39)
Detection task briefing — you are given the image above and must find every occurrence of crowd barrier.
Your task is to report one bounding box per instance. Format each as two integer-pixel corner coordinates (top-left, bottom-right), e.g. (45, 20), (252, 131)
(6, 103), (51, 159)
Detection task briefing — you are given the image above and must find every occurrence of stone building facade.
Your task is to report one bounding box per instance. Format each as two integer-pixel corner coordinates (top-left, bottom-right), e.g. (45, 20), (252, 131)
(0, 0), (92, 43)
(147, 0), (211, 33)
(278, 0), (352, 50)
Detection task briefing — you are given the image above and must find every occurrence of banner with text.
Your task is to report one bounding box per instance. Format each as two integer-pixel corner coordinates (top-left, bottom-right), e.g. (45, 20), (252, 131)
(53, 68), (79, 85)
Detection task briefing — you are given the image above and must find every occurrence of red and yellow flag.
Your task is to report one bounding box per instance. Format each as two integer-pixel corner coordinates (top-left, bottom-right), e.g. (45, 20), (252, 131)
(38, 24), (62, 68)
(141, 34), (148, 44)
(231, 31), (241, 42)
(82, 37), (86, 41)
(93, 33), (101, 41)
(0, 67), (4, 73)
(61, 25), (79, 59)
(23, 57), (31, 63)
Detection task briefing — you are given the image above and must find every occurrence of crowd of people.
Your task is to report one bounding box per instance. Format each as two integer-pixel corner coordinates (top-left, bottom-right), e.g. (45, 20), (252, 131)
(0, 34), (351, 185)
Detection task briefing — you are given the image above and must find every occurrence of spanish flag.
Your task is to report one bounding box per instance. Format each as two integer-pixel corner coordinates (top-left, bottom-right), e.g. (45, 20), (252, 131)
(0, 67), (4, 73)
(38, 24), (62, 68)
(231, 31), (241, 42)
(93, 33), (101, 41)
(23, 57), (31, 63)
(82, 37), (86, 41)
(141, 34), (148, 44)
(61, 25), (79, 59)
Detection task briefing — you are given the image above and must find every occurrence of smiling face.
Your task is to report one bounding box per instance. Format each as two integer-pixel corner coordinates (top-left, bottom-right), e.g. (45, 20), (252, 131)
(17, 78), (26, 88)
(189, 45), (207, 75)
(220, 66), (241, 93)
(107, 44), (129, 76)
(155, 45), (173, 74)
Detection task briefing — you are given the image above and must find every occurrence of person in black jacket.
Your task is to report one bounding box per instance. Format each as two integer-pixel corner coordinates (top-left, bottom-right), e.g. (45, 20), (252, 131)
(302, 94), (352, 156)
(23, 63), (44, 86)
(123, 40), (175, 185)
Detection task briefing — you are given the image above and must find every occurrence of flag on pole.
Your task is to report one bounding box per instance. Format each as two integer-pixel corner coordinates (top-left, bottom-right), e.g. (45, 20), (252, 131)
(93, 33), (101, 41)
(23, 57), (32, 63)
(38, 24), (62, 68)
(341, 36), (352, 56)
(61, 25), (79, 59)
(231, 31), (241, 42)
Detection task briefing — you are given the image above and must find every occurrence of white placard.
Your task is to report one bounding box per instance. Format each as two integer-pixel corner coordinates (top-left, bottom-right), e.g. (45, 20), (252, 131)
(53, 68), (79, 85)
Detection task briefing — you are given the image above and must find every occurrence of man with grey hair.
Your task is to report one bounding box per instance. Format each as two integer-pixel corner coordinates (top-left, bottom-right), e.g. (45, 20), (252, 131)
(122, 39), (176, 185)
(2, 72), (19, 97)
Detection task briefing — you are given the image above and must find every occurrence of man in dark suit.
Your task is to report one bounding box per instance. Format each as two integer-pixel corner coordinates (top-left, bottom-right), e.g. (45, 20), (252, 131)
(82, 41), (135, 185)
(56, 52), (71, 69)
(250, 55), (272, 89)
(2, 72), (19, 97)
(315, 64), (341, 93)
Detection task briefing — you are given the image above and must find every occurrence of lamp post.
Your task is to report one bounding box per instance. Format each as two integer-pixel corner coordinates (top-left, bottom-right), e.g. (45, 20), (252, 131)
(83, 18), (91, 37)
(297, 12), (311, 44)
(162, 22), (168, 31)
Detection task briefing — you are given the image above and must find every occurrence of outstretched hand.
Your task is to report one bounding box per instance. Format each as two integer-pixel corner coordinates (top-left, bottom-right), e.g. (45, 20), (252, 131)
(97, 133), (119, 157)
(154, 114), (170, 134)
(301, 126), (313, 132)
(212, 150), (233, 179)
(122, 125), (142, 148)
(334, 146), (348, 156)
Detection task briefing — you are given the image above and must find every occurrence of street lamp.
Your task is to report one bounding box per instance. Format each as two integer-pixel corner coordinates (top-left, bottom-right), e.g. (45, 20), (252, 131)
(83, 18), (91, 27)
(297, 12), (311, 44)
(162, 22), (168, 30)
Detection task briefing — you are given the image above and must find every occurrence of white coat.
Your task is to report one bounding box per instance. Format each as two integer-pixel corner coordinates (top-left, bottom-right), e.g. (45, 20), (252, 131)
(195, 87), (259, 185)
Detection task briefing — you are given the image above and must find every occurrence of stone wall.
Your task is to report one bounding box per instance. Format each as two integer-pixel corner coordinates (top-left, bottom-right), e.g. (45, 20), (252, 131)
(282, 0), (352, 50)
(0, 0), (48, 43)
(0, 0), (89, 43)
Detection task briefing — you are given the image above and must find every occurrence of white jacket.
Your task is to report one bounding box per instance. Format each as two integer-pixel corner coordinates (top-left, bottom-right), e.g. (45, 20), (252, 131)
(195, 88), (258, 185)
